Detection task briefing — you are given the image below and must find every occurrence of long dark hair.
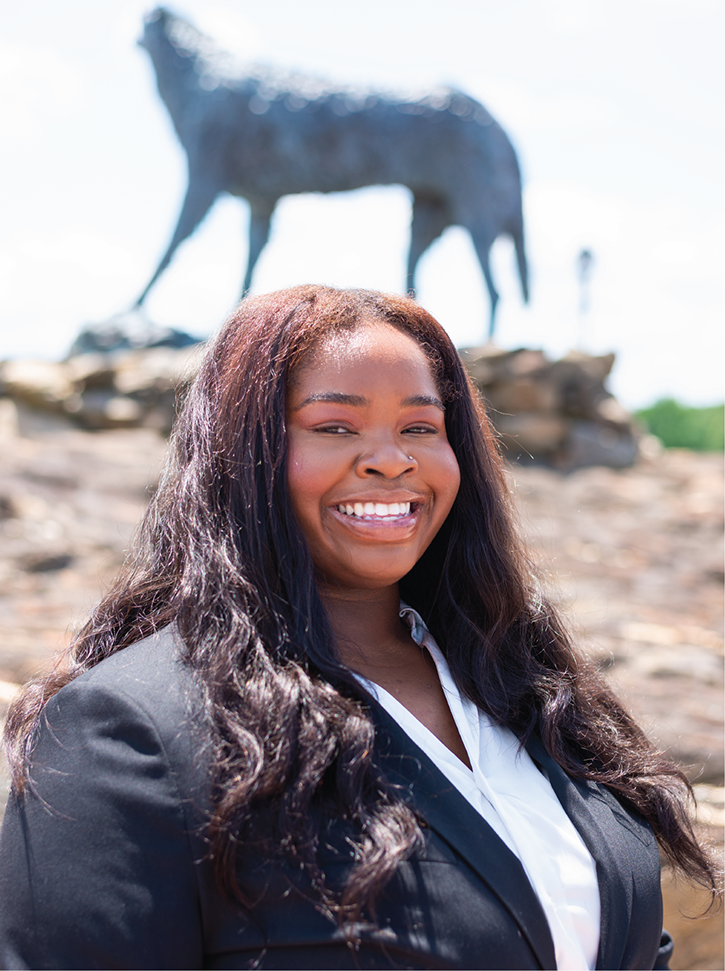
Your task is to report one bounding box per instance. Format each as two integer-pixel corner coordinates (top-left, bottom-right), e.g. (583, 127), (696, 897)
(5, 285), (718, 918)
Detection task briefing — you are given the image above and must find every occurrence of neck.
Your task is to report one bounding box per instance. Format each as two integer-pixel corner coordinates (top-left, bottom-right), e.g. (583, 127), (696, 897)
(320, 583), (412, 672)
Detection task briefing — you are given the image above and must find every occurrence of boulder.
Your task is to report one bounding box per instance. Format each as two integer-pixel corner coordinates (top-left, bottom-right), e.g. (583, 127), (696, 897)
(460, 345), (639, 468)
(0, 344), (202, 436)
(0, 361), (74, 411)
(563, 420), (639, 470)
(1, 340), (639, 468)
(485, 378), (558, 414)
(496, 413), (568, 456)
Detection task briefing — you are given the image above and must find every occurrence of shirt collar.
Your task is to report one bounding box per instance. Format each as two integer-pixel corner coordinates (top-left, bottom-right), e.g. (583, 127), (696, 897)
(398, 602), (430, 646)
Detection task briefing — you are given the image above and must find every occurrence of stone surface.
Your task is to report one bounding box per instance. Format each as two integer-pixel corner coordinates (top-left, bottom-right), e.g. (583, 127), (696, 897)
(495, 412), (568, 455)
(0, 346), (201, 435)
(508, 451), (724, 786)
(1, 343), (639, 467)
(461, 345), (640, 467)
(0, 360), (74, 410)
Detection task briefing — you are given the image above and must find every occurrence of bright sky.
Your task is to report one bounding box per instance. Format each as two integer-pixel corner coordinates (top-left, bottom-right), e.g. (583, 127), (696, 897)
(1, 0), (723, 408)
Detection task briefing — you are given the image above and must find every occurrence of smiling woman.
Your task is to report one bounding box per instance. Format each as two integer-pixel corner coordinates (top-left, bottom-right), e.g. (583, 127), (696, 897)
(0, 286), (718, 970)
(286, 322), (460, 591)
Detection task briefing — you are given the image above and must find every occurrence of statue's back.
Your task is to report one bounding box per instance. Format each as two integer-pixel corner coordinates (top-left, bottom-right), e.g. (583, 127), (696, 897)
(137, 8), (528, 339)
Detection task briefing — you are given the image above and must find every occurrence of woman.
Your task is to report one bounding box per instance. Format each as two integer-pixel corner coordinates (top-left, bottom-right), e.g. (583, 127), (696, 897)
(0, 286), (716, 969)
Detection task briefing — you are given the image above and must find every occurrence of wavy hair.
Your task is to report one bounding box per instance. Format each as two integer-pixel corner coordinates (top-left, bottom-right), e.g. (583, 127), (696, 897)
(5, 285), (718, 919)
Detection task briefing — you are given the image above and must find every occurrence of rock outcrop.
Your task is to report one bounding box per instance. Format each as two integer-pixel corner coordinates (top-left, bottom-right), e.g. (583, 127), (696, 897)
(460, 345), (640, 469)
(1, 343), (640, 467)
(0, 346), (200, 435)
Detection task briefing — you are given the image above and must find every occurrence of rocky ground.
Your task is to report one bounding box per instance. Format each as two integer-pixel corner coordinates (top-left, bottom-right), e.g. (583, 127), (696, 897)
(0, 399), (722, 968)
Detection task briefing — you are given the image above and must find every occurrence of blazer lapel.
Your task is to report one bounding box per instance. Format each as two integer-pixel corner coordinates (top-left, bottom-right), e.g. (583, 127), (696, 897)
(525, 735), (630, 971)
(371, 703), (557, 970)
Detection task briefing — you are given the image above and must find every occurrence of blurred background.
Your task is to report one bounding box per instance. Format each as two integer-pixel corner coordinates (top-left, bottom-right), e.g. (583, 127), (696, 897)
(0, 2), (723, 966)
(1, 0), (723, 412)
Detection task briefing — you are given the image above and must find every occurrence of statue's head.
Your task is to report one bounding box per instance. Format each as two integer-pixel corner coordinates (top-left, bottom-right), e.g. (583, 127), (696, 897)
(139, 8), (208, 61)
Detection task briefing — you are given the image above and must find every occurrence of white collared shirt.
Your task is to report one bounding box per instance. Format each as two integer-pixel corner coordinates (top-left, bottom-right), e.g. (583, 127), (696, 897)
(354, 605), (601, 971)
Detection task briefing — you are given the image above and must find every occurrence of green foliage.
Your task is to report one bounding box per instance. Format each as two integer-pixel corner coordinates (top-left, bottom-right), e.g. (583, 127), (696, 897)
(636, 398), (724, 452)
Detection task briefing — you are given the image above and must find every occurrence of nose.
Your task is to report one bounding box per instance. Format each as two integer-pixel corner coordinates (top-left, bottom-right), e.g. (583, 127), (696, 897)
(355, 438), (417, 479)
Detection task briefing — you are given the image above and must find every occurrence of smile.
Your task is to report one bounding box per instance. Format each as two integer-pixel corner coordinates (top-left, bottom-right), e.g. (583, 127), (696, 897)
(334, 501), (413, 521)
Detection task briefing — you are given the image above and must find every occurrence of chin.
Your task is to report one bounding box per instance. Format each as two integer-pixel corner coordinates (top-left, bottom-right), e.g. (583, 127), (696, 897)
(321, 565), (413, 593)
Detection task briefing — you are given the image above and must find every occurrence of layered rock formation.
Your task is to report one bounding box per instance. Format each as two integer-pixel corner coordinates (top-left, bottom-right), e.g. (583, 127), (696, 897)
(461, 345), (639, 469)
(0, 346), (200, 435)
(0, 344), (642, 468)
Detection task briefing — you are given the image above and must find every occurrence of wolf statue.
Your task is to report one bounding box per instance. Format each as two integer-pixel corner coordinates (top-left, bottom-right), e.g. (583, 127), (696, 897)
(137, 8), (528, 338)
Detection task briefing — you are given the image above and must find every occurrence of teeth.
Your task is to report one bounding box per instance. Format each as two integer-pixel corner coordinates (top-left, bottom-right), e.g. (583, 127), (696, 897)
(336, 502), (412, 518)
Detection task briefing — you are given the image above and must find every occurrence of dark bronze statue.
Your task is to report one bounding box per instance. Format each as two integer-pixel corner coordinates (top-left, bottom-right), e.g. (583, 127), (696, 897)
(137, 8), (528, 337)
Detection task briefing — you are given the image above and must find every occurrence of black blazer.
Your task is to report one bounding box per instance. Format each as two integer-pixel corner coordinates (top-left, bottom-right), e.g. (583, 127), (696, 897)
(0, 627), (672, 970)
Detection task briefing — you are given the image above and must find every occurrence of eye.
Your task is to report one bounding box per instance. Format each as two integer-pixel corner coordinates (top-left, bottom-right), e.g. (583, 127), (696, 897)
(314, 424), (354, 435)
(403, 423), (439, 435)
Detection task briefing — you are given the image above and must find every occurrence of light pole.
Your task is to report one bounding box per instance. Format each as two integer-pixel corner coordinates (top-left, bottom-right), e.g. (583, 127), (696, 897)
(576, 248), (594, 349)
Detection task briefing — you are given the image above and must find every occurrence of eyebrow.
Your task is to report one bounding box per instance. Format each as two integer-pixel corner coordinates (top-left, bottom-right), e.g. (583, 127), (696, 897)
(295, 392), (444, 411)
(402, 394), (445, 411)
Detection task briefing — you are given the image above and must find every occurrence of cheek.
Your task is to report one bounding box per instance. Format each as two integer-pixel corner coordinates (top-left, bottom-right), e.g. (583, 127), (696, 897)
(286, 441), (336, 522)
(435, 446), (461, 515)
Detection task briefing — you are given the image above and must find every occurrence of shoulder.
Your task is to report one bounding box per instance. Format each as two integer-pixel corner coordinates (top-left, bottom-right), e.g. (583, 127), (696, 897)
(525, 733), (657, 846)
(49, 625), (204, 734)
(67, 623), (197, 705)
(32, 625), (212, 811)
(1, 625), (211, 968)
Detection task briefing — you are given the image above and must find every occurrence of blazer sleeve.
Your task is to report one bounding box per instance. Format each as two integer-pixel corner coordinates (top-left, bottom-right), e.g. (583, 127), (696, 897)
(0, 680), (205, 970)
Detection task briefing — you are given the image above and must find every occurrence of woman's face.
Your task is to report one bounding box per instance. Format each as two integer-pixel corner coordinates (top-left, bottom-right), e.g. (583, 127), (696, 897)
(286, 321), (460, 593)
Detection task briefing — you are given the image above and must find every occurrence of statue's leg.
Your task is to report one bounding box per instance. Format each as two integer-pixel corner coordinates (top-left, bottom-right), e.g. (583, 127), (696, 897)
(468, 228), (499, 341)
(242, 202), (276, 295)
(513, 224), (529, 303)
(135, 176), (219, 307)
(406, 195), (449, 295)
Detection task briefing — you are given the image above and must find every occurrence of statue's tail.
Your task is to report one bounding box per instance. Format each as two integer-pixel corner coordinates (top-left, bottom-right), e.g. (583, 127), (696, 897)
(513, 223), (529, 304)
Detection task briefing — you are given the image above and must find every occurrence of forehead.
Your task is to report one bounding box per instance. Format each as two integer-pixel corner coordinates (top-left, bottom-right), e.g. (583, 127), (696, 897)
(291, 320), (437, 387)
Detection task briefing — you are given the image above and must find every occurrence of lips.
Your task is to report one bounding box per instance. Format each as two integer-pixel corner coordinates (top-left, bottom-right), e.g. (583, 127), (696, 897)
(335, 501), (413, 520)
